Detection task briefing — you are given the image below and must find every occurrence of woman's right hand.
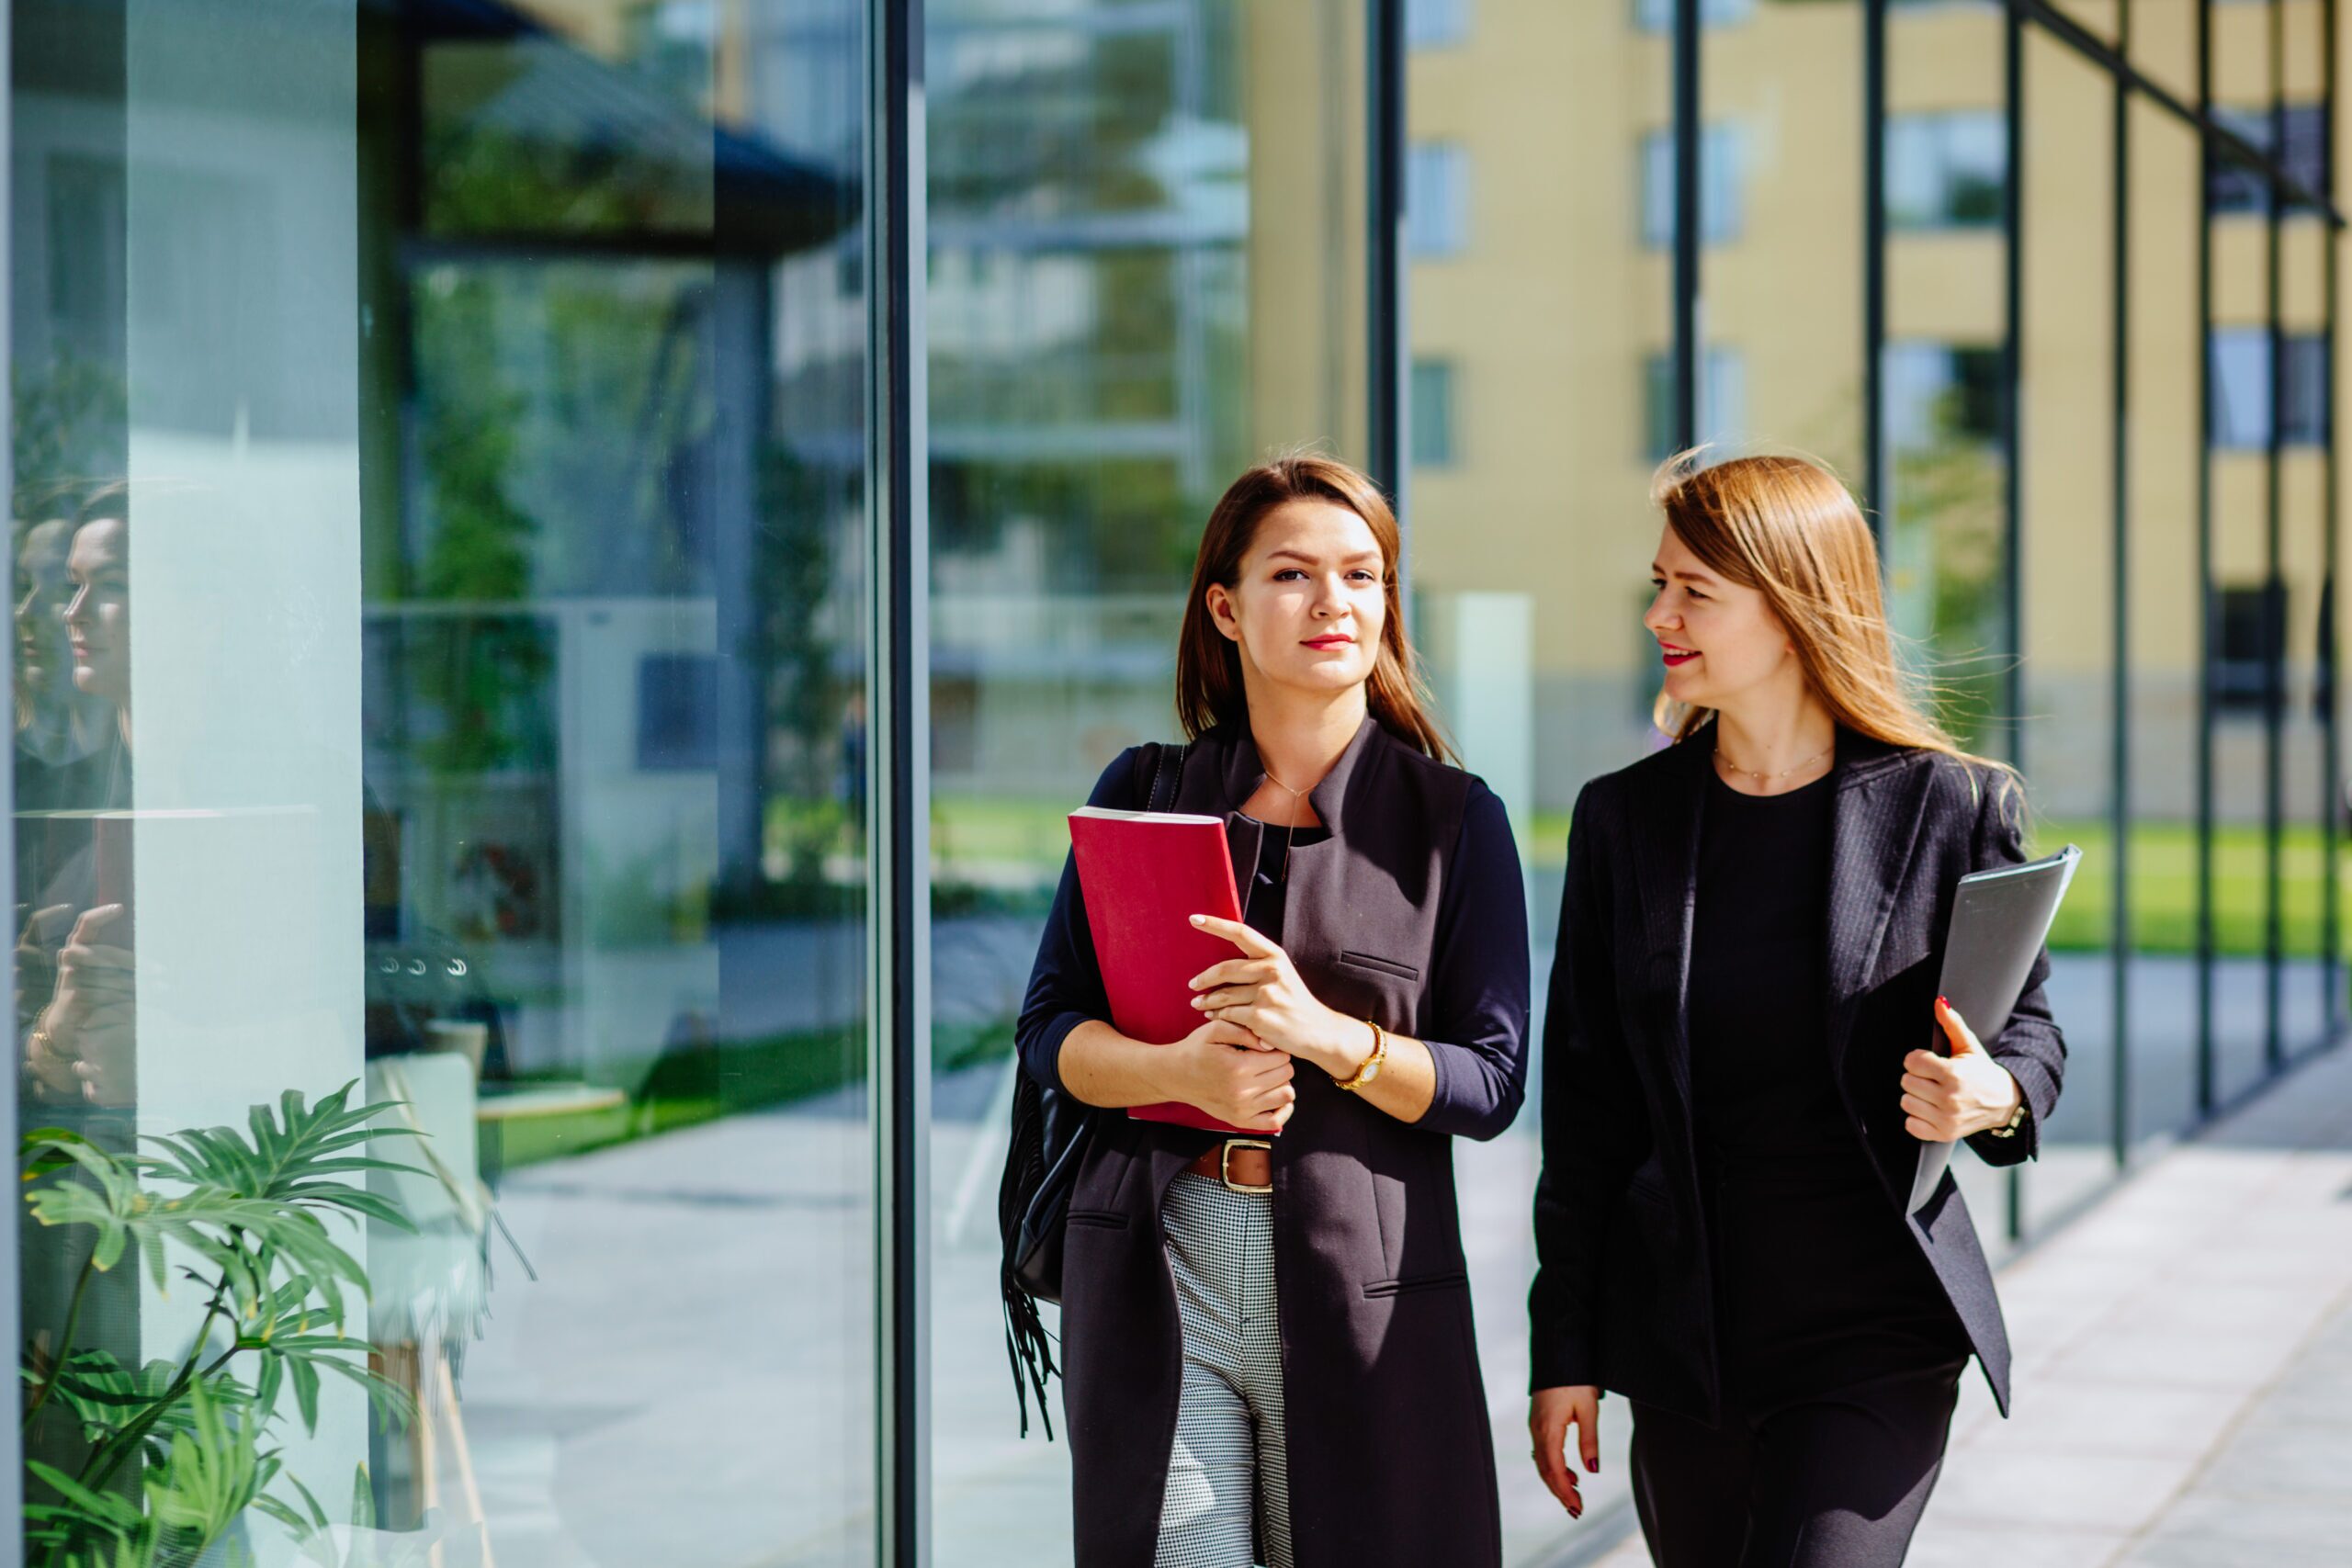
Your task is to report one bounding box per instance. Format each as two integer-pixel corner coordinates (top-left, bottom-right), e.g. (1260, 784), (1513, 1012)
(1159, 1017), (1295, 1133)
(1530, 1384), (1601, 1519)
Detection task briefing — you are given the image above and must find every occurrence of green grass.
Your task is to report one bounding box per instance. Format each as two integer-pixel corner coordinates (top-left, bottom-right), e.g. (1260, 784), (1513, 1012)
(486, 1022), (865, 1172)
(933, 793), (2345, 960)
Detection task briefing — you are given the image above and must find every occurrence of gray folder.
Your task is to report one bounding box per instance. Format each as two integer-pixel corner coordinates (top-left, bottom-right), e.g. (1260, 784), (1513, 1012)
(1907, 843), (2083, 1215)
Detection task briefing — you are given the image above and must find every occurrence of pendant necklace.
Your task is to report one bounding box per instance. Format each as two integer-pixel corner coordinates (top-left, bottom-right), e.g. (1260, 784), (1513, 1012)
(1261, 765), (1313, 883)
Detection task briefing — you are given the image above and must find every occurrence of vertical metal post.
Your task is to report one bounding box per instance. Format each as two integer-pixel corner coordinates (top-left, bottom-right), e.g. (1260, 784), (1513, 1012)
(1864, 0), (1889, 540)
(0, 0), (22, 1553)
(2003, 0), (2027, 1241)
(868, 0), (931, 1562)
(1674, 0), (1702, 451)
(1367, 0), (1408, 529)
(2197, 0), (2220, 1117)
(2265, 0), (2288, 1074)
(2325, 0), (2344, 1044)
(2112, 0), (2135, 1169)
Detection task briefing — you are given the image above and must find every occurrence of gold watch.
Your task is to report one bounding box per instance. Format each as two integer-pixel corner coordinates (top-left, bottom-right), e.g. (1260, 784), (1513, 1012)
(1335, 1019), (1386, 1092)
(1985, 1098), (2028, 1139)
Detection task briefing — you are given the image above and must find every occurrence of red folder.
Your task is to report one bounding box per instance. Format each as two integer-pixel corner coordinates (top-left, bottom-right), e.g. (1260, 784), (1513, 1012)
(1068, 806), (1264, 1135)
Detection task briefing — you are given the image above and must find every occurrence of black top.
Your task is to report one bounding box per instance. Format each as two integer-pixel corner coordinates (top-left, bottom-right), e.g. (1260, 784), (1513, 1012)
(1686, 769), (1861, 1167)
(1234, 814), (1332, 946)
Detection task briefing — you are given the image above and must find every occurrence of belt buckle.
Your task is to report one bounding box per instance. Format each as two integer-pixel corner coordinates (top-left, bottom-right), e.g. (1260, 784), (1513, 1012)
(1219, 1137), (1273, 1196)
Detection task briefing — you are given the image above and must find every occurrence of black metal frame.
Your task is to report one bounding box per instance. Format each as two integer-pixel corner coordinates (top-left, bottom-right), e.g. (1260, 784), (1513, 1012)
(869, 1), (929, 1562)
(2110, 0), (2135, 1172)
(1369, 0), (1408, 514)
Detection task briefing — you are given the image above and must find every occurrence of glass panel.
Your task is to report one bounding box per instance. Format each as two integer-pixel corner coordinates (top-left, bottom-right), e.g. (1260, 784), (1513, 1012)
(14, 2), (875, 1562)
(2279, 218), (2330, 1055)
(923, 2), (1367, 1560)
(2017, 35), (2119, 1232)
(2127, 99), (2209, 1147)
(1886, 0), (2008, 759)
(2209, 242), (2275, 1103)
(2126, 0), (2202, 106)
(1698, 0), (1863, 475)
(1886, 0), (2011, 1236)
(1407, 3), (1668, 1558)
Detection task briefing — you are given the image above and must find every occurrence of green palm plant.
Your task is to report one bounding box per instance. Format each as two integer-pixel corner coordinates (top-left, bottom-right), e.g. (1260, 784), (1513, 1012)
(19, 1082), (423, 1568)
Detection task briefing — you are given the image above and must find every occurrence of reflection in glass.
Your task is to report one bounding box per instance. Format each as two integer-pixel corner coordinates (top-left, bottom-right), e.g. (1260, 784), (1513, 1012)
(923, 0), (1367, 1559)
(2015, 36), (2116, 1231)
(17, 0), (874, 1562)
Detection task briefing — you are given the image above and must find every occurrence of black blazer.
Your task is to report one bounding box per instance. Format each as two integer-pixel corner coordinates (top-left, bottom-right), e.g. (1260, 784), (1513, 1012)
(1528, 728), (2065, 1421)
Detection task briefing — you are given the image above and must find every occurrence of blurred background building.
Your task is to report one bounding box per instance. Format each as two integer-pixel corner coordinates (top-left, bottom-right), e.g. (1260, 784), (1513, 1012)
(4, 2), (2343, 1565)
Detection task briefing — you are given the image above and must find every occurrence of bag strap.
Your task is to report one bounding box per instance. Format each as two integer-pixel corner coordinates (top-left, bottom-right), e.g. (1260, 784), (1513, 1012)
(1144, 740), (1191, 815)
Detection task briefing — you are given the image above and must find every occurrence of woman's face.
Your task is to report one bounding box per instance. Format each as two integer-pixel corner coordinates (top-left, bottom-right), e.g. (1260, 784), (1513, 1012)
(1208, 500), (1386, 700)
(16, 520), (74, 694)
(64, 516), (130, 705)
(1644, 524), (1797, 713)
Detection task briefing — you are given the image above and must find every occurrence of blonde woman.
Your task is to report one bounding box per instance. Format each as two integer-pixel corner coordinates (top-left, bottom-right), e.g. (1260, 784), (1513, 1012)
(1527, 454), (2065, 1566)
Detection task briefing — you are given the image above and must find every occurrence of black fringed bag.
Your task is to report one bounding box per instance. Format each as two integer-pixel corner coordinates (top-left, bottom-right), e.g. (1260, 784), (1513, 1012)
(998, 740), (1189, 1438)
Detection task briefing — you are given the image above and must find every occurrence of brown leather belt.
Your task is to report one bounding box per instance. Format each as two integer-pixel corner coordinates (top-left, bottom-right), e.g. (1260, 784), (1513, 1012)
(1185, 1137), (1273, 1194)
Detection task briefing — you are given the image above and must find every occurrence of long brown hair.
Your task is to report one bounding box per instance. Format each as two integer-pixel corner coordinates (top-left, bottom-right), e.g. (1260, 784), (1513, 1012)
(1651, 450), (2009, 788)
(1175, 454), (1453, 761)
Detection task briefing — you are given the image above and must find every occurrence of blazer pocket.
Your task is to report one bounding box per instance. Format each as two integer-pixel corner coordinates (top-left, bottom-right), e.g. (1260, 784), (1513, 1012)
(1339, 950), (1422, 983)
(1363, 1269), (1468, 1300)
(1065, 1209), (1130, 1231)
(1623, 1168), (1672, 1208)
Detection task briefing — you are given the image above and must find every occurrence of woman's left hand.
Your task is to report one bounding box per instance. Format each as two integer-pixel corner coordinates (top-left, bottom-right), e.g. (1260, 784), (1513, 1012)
(1186, 914), (1371, 1081)
(1900, 996), (2024, 1142)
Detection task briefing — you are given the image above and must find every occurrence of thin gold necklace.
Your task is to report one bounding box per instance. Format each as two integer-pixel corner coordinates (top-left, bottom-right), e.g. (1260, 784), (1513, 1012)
(1713, 739), (1832, 788)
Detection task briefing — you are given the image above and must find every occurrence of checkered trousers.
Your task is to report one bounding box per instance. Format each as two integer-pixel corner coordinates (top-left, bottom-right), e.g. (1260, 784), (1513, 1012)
(1155, 1171), (1292, 1568)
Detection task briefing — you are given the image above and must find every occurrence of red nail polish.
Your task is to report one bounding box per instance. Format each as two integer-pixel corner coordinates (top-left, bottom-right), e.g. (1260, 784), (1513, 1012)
(1937, 995), (1951, 1010)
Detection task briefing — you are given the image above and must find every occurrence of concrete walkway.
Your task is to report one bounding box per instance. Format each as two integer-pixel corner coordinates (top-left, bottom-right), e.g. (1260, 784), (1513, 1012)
(1577, 1041), (2352, 1566)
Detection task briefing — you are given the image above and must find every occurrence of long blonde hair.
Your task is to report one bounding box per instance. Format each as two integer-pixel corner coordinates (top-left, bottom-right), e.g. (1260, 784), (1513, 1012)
(1650, 451), (2004, 790)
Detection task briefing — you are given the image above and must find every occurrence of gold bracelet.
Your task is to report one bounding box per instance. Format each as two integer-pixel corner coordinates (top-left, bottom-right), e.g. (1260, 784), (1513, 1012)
(1335, 1018), (1386, 1092)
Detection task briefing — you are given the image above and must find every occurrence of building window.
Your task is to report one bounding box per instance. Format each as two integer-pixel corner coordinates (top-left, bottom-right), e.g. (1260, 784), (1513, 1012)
(1634, 0), (1755, 30)
(2209, 103), (2331, 216)
(1883, 341), (2003, 449)
(1408, 141), (1469, 256)
(2214, 583), (2285, 712)
(1640, 124), (1744, 249)
(1412, 358), (1458, 468)
(2210, 329), (2332, 449)
(1645, 347), (1747, 463)
(1408, 0), (1472, 49)
(1886, 111), (2007, 230)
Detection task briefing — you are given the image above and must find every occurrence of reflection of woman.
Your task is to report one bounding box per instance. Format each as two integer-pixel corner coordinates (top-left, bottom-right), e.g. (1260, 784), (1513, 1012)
(15, 515), (111, 773)
(1019, 456), (1530, 1566)
(1527, 455), (2067, 1566)
(19, 500), (134, 1111)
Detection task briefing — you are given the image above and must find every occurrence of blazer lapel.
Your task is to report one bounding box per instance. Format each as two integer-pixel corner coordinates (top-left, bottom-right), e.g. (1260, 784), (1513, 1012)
(1628, 739), (1709, 1109)
(1823, 742), (1935, 1077)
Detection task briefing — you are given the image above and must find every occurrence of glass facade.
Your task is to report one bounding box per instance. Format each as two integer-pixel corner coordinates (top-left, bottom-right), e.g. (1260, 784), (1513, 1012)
(6, 2), (2346, 1565)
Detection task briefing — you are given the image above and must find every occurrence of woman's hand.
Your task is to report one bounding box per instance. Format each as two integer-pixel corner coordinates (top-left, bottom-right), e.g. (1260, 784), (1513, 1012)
(1185, 914), (1371, 1082)
(1900, 995), (2023, 1142)
(1530, 1385), (1600, 1519)
(1157, 1016), (1297, 1134)
(28, 905), (135, 1108)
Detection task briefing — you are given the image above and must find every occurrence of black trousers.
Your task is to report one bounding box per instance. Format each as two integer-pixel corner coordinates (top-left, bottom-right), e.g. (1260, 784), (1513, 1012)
(1628, 1359), (1964, 1568)
(1630, 1154), (1972, 1568)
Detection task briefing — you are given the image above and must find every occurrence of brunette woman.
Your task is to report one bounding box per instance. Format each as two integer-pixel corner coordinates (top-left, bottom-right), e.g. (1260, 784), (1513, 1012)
(1527, 454), (2066, 1566)
(1018, 454), (1530, 1567)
